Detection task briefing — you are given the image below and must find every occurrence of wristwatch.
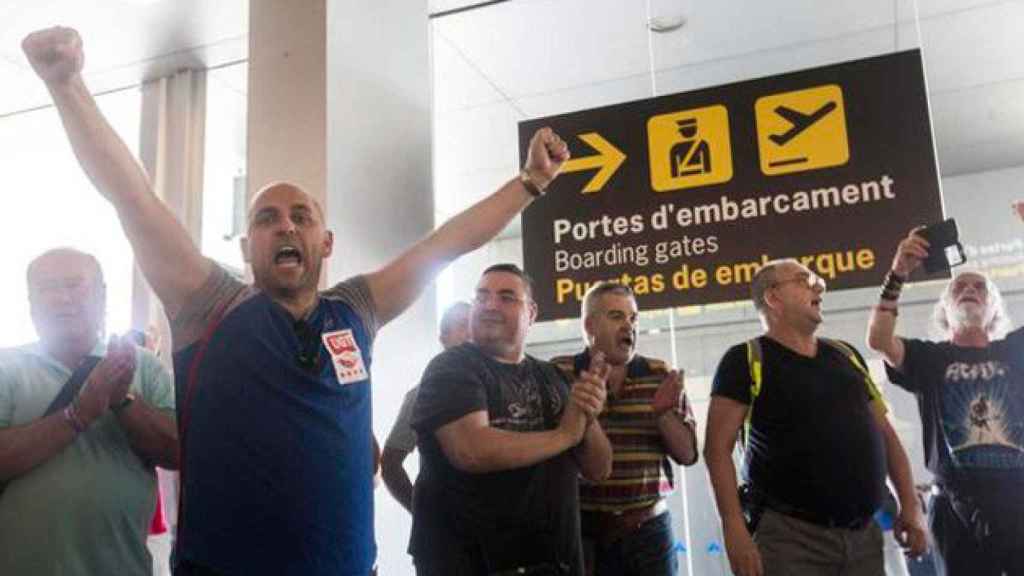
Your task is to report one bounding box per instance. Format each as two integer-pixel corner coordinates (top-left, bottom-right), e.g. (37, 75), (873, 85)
(112, 393), (136, 414)
(519, 169), (546, 197)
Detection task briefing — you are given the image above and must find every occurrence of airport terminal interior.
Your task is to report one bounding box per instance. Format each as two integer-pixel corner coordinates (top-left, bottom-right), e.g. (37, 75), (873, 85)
(1, 1), (1023, 574)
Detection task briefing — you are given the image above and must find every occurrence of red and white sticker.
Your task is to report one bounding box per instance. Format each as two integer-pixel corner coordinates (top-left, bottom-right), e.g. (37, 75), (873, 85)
(322, 329), (368, 385)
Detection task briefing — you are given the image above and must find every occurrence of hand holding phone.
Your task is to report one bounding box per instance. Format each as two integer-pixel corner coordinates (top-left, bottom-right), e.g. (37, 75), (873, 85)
(918, 218), (966, 273)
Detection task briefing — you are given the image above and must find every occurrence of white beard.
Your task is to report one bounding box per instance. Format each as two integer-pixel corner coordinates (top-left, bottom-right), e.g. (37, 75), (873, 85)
(949, 302), (992, 332)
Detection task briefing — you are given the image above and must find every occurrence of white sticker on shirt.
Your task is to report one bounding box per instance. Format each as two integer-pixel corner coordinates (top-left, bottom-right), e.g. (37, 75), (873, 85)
(322, 329), (369, 385)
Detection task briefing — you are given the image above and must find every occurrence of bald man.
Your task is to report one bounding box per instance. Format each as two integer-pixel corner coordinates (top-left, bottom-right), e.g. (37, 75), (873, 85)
(0, 248), (177, 576)
(25, 26), (570, 576)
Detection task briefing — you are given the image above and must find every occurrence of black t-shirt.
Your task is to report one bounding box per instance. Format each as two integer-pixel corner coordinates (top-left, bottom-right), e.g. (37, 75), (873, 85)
(711, 337), (887, 524)
(886, 326), (1024, 484)
(409, 343), (582, 576)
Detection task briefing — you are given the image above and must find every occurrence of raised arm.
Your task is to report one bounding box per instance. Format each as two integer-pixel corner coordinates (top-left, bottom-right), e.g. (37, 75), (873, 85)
(23, 27), (210, 317)
(866, 227), (928, 370)
(365, 128), (569, 326)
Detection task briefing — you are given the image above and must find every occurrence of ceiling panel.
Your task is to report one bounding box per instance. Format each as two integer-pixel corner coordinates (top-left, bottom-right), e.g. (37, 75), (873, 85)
(0, 0), (247, 116)
(431, 27), (506, 112)
(432, 0), (651, 100)
(648, 0), (897, 73)
(914, 1), (1024, 93)
(652, 27), (896, 98)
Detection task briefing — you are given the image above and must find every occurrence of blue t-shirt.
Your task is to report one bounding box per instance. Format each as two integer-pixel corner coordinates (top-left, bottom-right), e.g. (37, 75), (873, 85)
(171, 264), (379, 576)
(887, 326), (1024, 481)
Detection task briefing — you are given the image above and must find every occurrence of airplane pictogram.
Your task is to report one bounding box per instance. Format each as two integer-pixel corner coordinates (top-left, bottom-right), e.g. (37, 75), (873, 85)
(768, 101), (838, 146)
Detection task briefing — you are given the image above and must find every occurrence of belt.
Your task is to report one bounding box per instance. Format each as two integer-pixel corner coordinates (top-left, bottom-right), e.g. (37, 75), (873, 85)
(766, 503), (872, 531)
(581, 500), (668, 546)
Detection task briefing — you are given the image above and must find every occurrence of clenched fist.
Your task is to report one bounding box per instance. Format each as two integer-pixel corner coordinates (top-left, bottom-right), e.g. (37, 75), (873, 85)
(522, 127), (570, 192)
(22, 26), (84, 85)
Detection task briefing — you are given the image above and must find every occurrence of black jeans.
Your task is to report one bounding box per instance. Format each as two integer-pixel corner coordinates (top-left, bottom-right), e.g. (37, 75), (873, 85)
(930, 490), (1024, 575)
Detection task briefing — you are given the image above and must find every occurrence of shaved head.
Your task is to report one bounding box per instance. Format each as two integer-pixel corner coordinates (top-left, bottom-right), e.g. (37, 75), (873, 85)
(242, 181), (333, 305)
(248, 182), (324, 227)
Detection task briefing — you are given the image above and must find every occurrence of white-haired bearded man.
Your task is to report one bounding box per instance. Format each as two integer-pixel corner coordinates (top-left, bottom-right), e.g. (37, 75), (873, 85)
(867, 210), (1024, 576)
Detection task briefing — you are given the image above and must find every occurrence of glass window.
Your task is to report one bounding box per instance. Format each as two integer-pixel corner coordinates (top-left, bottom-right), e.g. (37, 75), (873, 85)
(201, 62), (248, 273)
(0, 88), (141, 347)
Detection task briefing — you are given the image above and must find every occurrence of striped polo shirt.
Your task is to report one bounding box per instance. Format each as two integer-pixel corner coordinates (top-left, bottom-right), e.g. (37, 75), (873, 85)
(553, 350), (690, 513)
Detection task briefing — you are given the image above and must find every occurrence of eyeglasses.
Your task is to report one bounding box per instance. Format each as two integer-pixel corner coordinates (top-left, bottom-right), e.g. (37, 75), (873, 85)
(771, 272), (827, 293)
(473, 290), (528, 307)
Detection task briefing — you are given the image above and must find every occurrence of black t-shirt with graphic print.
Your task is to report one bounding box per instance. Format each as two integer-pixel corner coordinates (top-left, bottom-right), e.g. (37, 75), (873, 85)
(409, 343), (582, 576)
(712, 337), (888, 526)
(886, 326), (1024, 484)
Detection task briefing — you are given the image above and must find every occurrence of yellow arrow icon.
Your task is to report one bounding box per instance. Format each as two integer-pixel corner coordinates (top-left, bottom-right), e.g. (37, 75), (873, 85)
(561, 132), (626, 194)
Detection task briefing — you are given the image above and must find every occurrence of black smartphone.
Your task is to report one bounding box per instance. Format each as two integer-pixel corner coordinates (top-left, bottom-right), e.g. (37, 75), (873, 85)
(919, 218), (966, 273)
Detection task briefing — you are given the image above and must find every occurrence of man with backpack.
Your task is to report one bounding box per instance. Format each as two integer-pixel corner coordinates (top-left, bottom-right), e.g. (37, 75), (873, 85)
(704, 258), (927, 576)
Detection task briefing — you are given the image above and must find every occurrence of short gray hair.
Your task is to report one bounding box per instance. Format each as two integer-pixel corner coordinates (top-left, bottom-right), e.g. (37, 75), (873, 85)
(750, 258), (798, 312)
(581, 282), (634, 321)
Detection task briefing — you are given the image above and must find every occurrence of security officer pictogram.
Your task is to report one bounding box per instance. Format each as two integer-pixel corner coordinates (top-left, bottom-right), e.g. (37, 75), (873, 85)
(647, 105), (733, 192)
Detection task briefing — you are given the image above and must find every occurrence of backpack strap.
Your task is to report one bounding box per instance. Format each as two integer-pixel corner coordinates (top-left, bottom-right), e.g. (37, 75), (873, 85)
(819, 338), (885, 405)
(742, 337), (764, 447)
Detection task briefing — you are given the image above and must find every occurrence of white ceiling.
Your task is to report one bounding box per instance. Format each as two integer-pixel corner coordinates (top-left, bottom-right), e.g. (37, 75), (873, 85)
(0, 0), (248, 117)
(1, 0), (1019, 185)
(429, 0), (1024, 195)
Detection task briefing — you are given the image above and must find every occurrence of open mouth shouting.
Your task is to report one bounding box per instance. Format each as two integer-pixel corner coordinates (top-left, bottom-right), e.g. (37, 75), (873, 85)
(611, 330), (636, 357)
(274, 245), (304, 269)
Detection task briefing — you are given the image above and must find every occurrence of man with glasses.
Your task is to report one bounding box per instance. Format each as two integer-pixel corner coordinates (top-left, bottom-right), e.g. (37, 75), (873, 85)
(409, 264), (612, 576)
(551, 281), (698, 576)
(868, 216), (1024, 575)
(0, 248), (178, 576)
(24, 26), (570, 576)
(705, 258), (926, 576)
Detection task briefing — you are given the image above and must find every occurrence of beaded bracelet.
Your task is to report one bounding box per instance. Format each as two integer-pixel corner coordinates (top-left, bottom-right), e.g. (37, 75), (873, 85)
(63, 405), (86, 434)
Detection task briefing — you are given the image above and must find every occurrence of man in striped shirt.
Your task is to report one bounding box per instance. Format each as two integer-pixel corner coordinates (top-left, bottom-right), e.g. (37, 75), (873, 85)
(553, 282), (698, 576)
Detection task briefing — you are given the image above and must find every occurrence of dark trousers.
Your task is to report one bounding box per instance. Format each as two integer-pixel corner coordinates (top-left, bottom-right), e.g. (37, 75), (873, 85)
(174, 560), (227, 576)
(583, 511), (677, 576)
(176, 559), (376, 576)
(930, 491), (1024, 576)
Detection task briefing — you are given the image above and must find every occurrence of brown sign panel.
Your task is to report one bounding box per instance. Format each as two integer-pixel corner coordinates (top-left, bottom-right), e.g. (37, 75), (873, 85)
(520, 50), (943, 322)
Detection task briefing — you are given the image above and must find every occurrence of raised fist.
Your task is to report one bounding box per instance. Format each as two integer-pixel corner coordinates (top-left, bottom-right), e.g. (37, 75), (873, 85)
(22, 26), (84, 85)
(523, 127), (570, 192)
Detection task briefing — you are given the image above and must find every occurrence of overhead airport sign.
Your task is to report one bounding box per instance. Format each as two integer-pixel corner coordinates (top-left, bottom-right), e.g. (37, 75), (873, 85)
(519, 50), (943, 322)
